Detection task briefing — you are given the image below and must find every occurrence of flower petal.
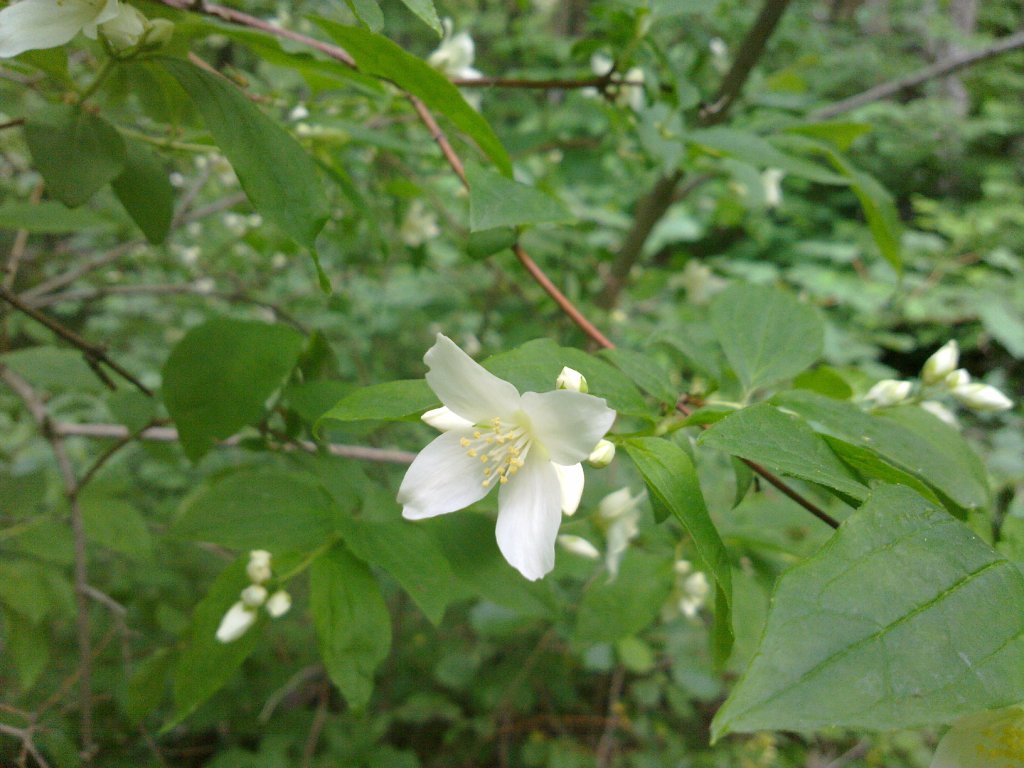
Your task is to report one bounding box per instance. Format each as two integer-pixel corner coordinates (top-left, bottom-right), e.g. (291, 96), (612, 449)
(495, 455), (562, 580)
(0, 0), (113, 57)
(424, 334), (521, 423)
(398, 429), (493, 519)
(930, 705), (1024, 768)
(520, 390), (616, 465)
(553, 462), (584, 515)
(421, 405), (474, 432)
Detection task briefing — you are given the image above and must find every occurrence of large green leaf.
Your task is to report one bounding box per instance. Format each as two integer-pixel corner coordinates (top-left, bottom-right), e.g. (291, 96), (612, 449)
(173, 467), (336, 551)
(23, 104), (126, 207)
(709, 284), (824, 392)
(162, 317), (306, 461)
(310, 544), (392, 709)
(168, 558), (260, 729)
(624, 437), (733, 664)
(111, 138), (174, 244)
(317, 379), (437, 430)
(313, 20), (512, 176)
(773, 391), (990, 515)
(698, 403), (868, 501)
(712, 485), (1024, 739)
(574, 551), (674, 644)
(80, 490), (155, 561)
(0, 201), (111, 233)
(337, 517), (456, 625)
(397, 0), (443, 35)
(466, 163), (569, 231)
(688, 128), (848, 186)
(158, 58), (329, 250)
(345, 0), (383, 31)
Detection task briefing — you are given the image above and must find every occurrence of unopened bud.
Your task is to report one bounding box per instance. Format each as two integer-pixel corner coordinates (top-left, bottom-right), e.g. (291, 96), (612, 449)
(246, 550), (272, 584)
(265, 590), (292, 618)
(240, 584), (268, 608)
(557, 535), (601, 560)
(865, 379), (912, 407)
(556, 366), (588, 393)
(922, 340), (959, 385)
(215, 601), (257, 643)
(944, 369), (971, 390)
(588, 439), (615, 468)
(99, 5), (148, 51)
(143, 18), (175, 48)
(952, 383), (1014, 413)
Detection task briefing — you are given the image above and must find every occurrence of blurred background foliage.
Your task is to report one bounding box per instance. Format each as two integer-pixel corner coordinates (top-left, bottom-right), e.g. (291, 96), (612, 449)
(1, 0), (1022, 765)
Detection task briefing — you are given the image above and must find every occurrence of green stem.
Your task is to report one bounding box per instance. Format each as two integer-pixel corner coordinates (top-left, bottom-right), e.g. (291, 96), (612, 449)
(117, 127), (214, 153)
(278, 537), (338, 582)
(78, 58), (116, 103)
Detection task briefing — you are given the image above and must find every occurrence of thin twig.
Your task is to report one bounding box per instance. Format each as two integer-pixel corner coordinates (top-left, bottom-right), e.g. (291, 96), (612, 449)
(595, 666), (627, 768)
(0, 117), (26, 131)
(0, 723), (51, 768)
(811, 28), (1024, 119)
(301, 682), (330, 768)
(0, 286), (152, 396)
(409, 96), (467, 185)
(2, 182), (43, 290)
(451, 74), (642, 90)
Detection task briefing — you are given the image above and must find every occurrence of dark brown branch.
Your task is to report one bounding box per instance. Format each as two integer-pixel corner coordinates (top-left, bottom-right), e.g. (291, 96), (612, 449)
(700, 0), (795, 126)
(0, 117), (25, 131)
(0, 286), (152, 396)
(811, 28), (1024, 119)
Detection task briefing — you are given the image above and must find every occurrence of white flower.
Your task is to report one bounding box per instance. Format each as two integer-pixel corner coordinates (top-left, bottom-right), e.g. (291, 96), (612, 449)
(922, 340), (959, 385)
(865, 379), (912, 407)
(952, 382), (1014, 413)
(246, 550), (272, 584)
(399, 199), (441, 247)
(97, 3), (145, 50)
(398, 334), (616, 581)
(762, 168), (784, 209)
(587, 439), (615, 468)
(930, 705), (1024, 768)
(240, 584), (267, 608)
(0, 0), (120, 58)
(428, 18), (483, 108)
(265, 590), (292, 618)
(945, 368), (971, 390)
(597, 487), (643, 579)
(215, 601), (257, 643)
(557, 535), (601, 560)
(556, 366), (588, 393)
(920, 400), (958, 427)
(679, 571), (710, 618)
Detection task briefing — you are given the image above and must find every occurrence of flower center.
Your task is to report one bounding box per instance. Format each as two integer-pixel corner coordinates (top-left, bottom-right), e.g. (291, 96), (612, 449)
(460, 416), (531, 488)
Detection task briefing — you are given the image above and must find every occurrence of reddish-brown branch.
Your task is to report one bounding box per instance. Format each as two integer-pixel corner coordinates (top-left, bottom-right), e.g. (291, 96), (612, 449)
(408, 96), (467, 185)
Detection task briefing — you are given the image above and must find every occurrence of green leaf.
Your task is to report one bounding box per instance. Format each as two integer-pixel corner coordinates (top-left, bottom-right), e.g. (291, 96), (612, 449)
(574, 551), (674, 644)
(111, 139), (174, 244)
(168, 558), (261, 729)
(793, 366), (853, 399)
(310, 544), (392, 709)
(345, 0), (383, 31)
(126, 648), (174, 724)
(23, 104), (126, 207)
(688, 128), (848, 186)
(698, 403), (868, 501)
(0, 201), (112, 233)
(466, 163), (569, 231)
(158, 57), (329, 250)
(467, 227), (516, 259)
(624, 437), (733, 664)
(826, 150), (902, 271)
(709, 284), (824, 392)
(313, 20), (512, 176)
(773, 391), (990, 515)
(600, 347), (678, 404)
(337, 517), (456, 625)
(80, 490), (155, 560)
(397, 0), (443, 35)
(173, 466), (336, 550)
(0, 560), (60, 623)
(782, 121), (872, 152)
(712, 485), (1024, 739)
(1, 348), (106, 394)
(4, 611), (49, 690)
(161, 317), (306, 461)
(317, 379), (437, 430)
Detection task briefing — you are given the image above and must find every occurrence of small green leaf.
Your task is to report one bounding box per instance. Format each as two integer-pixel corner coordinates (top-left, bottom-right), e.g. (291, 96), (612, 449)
(575, 551), (674, 644)
(467, 227), (516, 259)
(126, 648), (174, 724)
(4, 611), (49, 690)
(1, 348), (106, 394)
(600, 347), (677, 404)
(466, 163), (569, 231)
(161, 317), (306, 461)
(345, 0), (384, 31)
(0, 201), (111, 233)
(310, 544), (392, 709)
(397, 0), (443, 35)
(698, 403), (868, 501)
(111, 139), (174, 244)
(688, 128), (848, 186)
(24, 104), (126, 207)
(712, 485), (1024, 739)
(173, 467), (336, 551)
(158, 57), (329, 250)
(317, 379), (437, 430)
(624, 437), (733, 664)
(313, 20), (512, 176)
(710, 284), (824, 392)
(80, 490), (155, 560)
(826, 150), (902, 271)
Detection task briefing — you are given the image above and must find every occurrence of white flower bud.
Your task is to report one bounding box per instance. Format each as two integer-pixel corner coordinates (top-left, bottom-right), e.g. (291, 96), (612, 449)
(240, 584), (268, 608)
(143, 18), (175, 48)
(762, 168), (784, 209)
(920, 400), (958, 427)
(952, 383), (1014, 413)
(922, 340), (959, 385)
(556, 367), (588, 393)
(557, 535), (601, 560)
(215, 601), (257, 643)
(246, 550), (272, 584)
(944, 369), (971, 390)
(865, 379), (912, 407)
(684, 571), (710, 599)
(265, 590), (292, 618)
(587, 439), (615, 468)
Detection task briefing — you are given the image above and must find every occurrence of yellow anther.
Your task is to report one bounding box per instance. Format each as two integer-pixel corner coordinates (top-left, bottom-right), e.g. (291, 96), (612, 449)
(483, 467), (492, 476)
(467, 449), (477, 457)
(479, 455), (488, 463)
(499, 475), (509, 484)
(473, 431), (482, 439)
(460, 437), (471, 447)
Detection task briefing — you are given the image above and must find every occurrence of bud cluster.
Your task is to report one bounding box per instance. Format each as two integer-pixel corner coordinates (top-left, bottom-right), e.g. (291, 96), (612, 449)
(664, 559), (710, 620)
(215, 550), (292, 643)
